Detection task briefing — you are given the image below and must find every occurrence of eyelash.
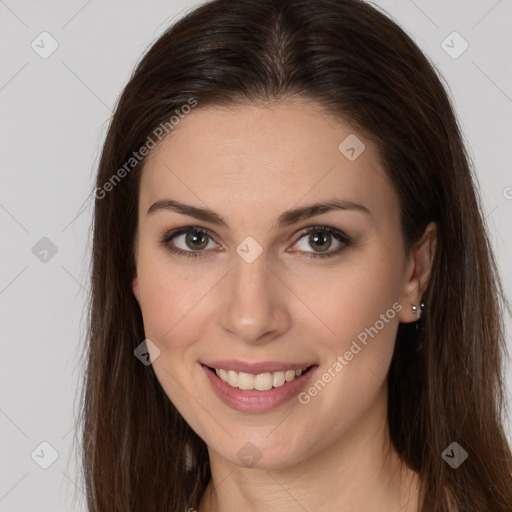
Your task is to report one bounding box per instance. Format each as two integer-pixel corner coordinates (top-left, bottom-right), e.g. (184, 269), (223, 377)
(160, 225), (352, 260)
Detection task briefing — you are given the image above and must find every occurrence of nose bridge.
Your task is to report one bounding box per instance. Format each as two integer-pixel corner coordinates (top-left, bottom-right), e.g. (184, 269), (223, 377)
(219, 247), (289, 343)
(233, 250), (270, 302)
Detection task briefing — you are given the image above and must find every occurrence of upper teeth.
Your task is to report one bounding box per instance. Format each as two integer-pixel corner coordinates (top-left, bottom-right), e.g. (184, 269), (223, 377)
(214, 367), (307, 391)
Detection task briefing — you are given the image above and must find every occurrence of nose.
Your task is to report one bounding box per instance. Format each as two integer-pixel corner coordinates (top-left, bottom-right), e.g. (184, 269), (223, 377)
(219, 250), (291, 345)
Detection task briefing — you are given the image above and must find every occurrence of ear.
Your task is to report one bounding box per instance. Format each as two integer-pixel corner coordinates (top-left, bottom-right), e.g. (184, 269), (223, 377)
(132, 232), (140, 304)
(132, 275), (140, 304)
(398, 221), (437, 323)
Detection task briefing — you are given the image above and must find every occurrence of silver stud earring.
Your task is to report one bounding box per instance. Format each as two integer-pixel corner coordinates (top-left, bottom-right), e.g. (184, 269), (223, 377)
(412, 302), (425, 321)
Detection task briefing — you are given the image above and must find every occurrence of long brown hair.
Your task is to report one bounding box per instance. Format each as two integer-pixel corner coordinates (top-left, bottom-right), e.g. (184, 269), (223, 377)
(78, 0), (512, 510)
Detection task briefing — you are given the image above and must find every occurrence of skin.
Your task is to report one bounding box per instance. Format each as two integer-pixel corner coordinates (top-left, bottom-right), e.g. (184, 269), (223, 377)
(132, 99), (437, 511)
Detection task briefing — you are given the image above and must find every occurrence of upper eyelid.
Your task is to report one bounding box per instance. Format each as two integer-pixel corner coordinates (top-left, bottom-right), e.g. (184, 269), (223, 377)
(166, 226), (220, 247)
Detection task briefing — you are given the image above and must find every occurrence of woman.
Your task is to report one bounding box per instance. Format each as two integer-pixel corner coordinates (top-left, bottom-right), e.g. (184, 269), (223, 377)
(81, 0), (512, 510)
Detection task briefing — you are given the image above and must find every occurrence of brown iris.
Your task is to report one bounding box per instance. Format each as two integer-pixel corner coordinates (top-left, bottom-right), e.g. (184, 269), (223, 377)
(186, 231), (209, 250)
(308, 232), (331, 252)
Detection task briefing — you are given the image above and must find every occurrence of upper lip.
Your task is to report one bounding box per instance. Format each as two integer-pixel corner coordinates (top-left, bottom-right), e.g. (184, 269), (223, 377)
(202, 360), (317, 374)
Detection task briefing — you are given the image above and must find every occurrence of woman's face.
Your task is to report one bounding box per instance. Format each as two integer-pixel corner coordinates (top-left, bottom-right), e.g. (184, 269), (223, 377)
(132, 99), (434, 470)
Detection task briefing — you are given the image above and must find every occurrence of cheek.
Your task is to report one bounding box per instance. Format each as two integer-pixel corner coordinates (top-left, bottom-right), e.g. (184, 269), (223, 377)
(135, 248), (212, 418)
(293, 246), (403, 428)
(293, 246), (404, 354)
(135, 245), (218, 353)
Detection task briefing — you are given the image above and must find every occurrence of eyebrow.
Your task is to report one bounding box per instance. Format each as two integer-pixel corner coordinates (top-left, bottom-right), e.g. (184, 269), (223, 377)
(147, 198), (371, 228)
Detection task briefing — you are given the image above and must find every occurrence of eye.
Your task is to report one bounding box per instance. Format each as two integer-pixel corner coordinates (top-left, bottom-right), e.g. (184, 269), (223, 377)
(289, 225), (352, 259)
(161, 227), (219, 258)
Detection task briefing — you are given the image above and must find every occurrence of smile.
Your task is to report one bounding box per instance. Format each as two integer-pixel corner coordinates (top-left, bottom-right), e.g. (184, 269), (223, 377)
(201, 361), (318, 413)
(210, 366), (312, 391)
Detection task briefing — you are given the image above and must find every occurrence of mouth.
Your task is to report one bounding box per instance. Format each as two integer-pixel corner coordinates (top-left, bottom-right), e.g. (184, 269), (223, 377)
(201, 362), (319, 413)
(204, 364), (316, 391)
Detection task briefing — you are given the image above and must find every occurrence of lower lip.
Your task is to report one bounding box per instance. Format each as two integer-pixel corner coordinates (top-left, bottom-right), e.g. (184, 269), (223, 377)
(201, 364), (318, 413)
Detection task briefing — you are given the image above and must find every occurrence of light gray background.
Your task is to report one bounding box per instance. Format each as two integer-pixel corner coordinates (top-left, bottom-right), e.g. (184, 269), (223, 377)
(1, 1), (511, 510)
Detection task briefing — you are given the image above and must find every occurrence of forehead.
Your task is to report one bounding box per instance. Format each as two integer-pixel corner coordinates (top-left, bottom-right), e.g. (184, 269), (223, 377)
(139, 99), (399, 227)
